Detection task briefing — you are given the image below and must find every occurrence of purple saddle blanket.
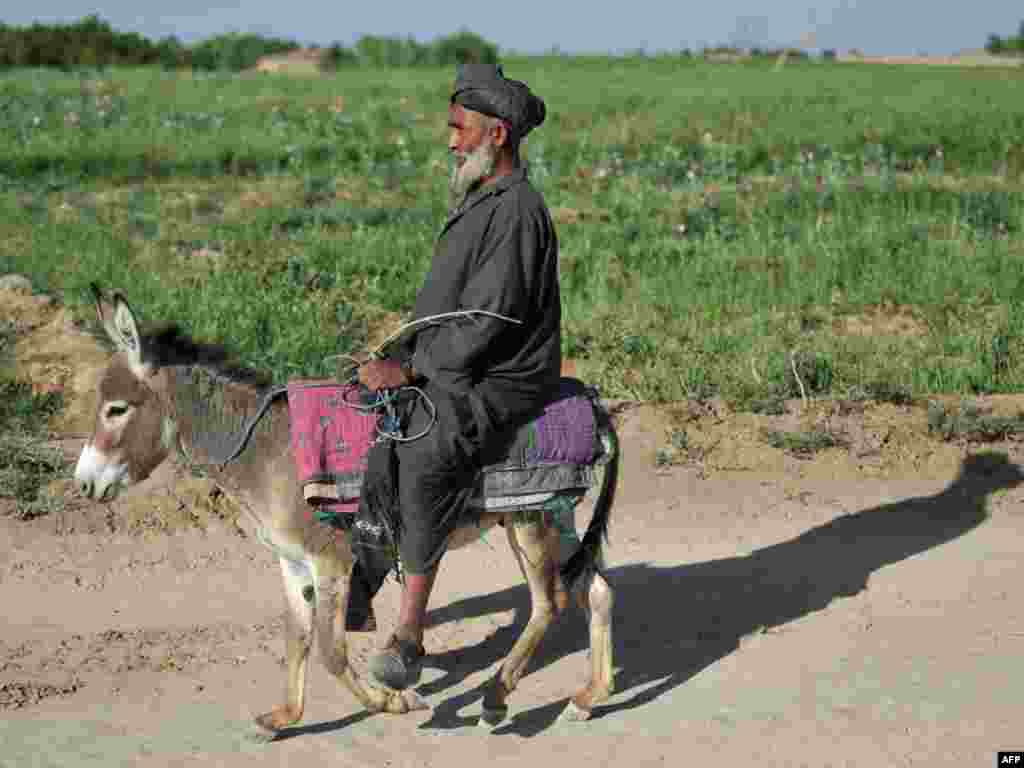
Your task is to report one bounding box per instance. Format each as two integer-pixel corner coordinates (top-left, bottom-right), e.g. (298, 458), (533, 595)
(288, 377), (601, 512)
(487, 378), (599, 469)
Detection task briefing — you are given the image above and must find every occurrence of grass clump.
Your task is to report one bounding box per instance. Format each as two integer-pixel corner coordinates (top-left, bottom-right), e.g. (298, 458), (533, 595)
(0, 318), (69, 518)
(0, 433), (67, 518)
(737, 350), (834, 414)
(926, 399), (1024, 442)
(847, 380), (915, 405)
(0, 376), (69, 519)
(748, 396), (787, 415)
(655, 428), (690, 467)
(763, 428), (845, 457)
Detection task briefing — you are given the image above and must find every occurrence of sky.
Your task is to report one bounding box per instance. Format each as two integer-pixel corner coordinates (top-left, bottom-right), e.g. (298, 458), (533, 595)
(2, 1), (1022, 57)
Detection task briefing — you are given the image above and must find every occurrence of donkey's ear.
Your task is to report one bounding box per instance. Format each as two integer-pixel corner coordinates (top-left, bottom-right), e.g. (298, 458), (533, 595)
(91, 282), (124, 352)
(89, 282), (107, 327)
(111, 292), (144, 365)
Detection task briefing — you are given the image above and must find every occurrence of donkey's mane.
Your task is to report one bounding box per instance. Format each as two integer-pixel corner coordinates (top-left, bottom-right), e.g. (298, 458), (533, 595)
(145, 322), (273, 389)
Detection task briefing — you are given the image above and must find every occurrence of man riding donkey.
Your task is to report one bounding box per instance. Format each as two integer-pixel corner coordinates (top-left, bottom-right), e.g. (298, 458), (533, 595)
(353, 63), (561, 690)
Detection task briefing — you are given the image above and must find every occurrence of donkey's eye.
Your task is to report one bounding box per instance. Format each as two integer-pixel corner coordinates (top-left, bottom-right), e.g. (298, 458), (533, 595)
(105, 404), (130, 419)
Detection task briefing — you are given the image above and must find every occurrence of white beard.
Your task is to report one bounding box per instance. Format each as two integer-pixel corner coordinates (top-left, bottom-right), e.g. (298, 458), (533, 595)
(449, 141), (497, 211)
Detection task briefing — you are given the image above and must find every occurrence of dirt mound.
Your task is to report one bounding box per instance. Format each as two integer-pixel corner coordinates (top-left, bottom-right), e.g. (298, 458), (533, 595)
(7, 290), (108, 435)
(607, 391), (1024, 491)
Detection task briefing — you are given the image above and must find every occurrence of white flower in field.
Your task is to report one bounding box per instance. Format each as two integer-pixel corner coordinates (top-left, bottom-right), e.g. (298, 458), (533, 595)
(32, 116), (40, 126)
(702, 131), (713, 144)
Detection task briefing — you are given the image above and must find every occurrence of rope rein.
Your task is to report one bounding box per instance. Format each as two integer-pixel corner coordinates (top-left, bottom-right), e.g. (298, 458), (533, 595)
(191, 310), (523, 467)
(325, 309), (524, 444)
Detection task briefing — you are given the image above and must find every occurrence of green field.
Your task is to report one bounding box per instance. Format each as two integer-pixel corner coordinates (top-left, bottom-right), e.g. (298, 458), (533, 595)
(2, 57), (1023, 404)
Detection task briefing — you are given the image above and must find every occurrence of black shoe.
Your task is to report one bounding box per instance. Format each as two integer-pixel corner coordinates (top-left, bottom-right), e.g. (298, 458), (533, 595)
(369, 634), (425, 690)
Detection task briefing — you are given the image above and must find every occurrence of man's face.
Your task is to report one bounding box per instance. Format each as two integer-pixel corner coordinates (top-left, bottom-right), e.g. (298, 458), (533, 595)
(447, 104), (497, 208)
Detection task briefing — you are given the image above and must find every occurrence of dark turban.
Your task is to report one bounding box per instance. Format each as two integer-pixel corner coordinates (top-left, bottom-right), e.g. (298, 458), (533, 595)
(451, 63), (546, 140)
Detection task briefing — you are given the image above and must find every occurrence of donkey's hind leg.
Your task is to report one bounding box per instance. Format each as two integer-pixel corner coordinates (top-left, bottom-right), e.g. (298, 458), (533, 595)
(549, 500), (615, 721)
(562, 565), (615, 722)
(480, 517), (563, 729)
(252, 557), (316, 739)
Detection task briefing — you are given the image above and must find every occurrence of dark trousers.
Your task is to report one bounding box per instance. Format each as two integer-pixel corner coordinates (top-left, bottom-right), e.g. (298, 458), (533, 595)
(394, 386), (480, 574)
(347, 386), (481, 623)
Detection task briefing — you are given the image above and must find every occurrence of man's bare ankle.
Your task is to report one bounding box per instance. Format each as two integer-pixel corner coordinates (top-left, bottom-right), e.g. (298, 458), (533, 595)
(394, 624), (423, 647)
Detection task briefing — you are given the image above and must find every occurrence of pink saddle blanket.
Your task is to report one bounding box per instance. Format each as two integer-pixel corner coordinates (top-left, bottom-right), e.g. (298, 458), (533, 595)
(287, 378), (600, 516)
(287, 380), (376, 516)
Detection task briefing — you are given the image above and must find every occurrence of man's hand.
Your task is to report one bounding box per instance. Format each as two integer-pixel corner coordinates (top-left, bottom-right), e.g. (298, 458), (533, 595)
(358, 359), (411, 391)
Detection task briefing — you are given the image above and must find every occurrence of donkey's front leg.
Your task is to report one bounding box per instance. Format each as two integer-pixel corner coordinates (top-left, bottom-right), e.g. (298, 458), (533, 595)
(252, 557), (316, 739)
(313, 568), (430, 716)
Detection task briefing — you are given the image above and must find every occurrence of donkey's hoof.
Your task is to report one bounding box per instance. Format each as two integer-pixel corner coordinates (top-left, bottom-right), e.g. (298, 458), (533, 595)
(399, 688), (431, 713)
(247, 718), (282, 744)
(478, 705), (508, 730)
(559, 700), (592, 722)
(250, 707), (300, 741)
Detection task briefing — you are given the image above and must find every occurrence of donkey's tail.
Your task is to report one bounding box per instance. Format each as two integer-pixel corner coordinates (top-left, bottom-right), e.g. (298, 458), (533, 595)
(560, 408), (619, 589)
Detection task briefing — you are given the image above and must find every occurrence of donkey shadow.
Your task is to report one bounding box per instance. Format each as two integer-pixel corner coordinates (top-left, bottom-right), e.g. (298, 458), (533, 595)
(415, 452), (1023, 735)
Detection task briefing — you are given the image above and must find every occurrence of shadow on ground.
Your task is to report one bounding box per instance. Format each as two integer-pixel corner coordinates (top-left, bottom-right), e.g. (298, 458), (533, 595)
(257, 711), (373, 743)
(414, 452), (1023, 735)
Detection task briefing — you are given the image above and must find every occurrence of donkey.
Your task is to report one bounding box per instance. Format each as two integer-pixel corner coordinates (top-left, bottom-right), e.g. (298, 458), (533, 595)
(74, 285), (619, 736)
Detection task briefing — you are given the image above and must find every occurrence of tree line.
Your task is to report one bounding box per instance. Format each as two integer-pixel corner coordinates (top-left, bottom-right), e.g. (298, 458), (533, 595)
(985, 20), (1024, 55)
(0, 15), (499, 71)
(4, 14), (1019, 72)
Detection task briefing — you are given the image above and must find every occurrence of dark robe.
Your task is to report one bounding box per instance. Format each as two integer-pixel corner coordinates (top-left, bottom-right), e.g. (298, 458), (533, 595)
(354, 165), (562, 583)
(406, 164), (562, 438)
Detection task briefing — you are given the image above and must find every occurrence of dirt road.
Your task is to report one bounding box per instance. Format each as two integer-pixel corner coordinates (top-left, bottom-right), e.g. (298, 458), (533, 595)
(3, 282), (1024, 767)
